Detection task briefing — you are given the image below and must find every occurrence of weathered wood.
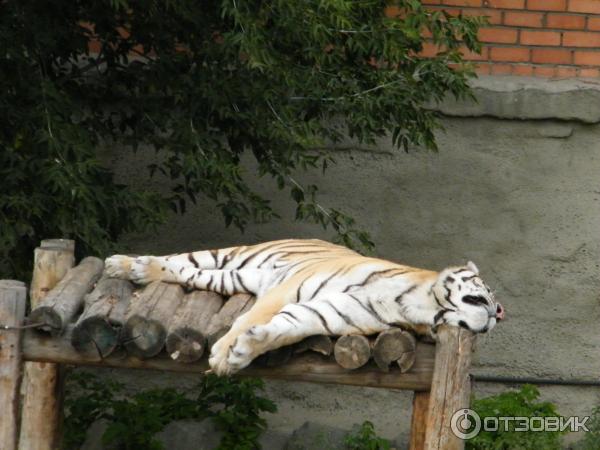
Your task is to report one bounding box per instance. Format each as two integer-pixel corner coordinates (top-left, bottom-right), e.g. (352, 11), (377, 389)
(71, 277), (134, 358)
(334, 334), (371, 370)
(205, 294), (255, 349)
(294, 335), (334, 356)
(22, 325), (436, 390)
(123, 281), (185, 359)
(166, 291), (224, 363)
(424, 325), (475, 450)
(29, 256), (104, 335)
(256, 345), (293, 367)
(40, 239), (75, 252)
(0, 280), (27, 450)
(373, 328), (417, 373)
(20, 240), (75, 450)
(409, 391), (430, 450)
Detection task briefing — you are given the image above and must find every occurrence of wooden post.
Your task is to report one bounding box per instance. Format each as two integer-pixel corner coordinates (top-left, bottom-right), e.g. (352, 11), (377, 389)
(0, 280), (27, 450)
(409, 391), (430, 450)
(424, 325), (475, 450)
(19, 240), (75, 450)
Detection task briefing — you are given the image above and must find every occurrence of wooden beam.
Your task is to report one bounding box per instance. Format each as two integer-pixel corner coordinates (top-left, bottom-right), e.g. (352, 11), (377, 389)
(424, 325), (475, 450)
(21, 325), (436, 391)
(409, 391), (430, 450)
(19, 241), (75, 450)
(0, 280), (27, 450)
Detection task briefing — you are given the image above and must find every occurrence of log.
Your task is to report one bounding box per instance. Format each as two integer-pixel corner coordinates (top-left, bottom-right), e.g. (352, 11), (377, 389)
(424, 325), (476, 450)
(166, 291), (224, 363)
(334, 334), (371, 370)
(29, 256), (104, 335)
(20, 240), (75, 450)
(205, 293), (255, 349)
(373, 328), (417, 373)
(71, 277), (134, 358)
(409, 391), (430, 450)
(123, 281), (185, 359)
(255, 345), (293, 367)
(22, 325), (436, 391)
(0, 280), (27, 450)
(293, 335), (334, 356)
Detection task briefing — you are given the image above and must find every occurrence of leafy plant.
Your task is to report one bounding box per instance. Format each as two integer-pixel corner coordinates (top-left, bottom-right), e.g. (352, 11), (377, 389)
(576, 406), (600, 450)
(344, 421), (391, 450)
(63, 372), (276, 450)
(1, 0), (485, 279)
(466, 384), (565, 450)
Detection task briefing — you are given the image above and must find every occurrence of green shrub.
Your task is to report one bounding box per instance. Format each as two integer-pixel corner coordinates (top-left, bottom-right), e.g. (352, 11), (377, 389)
(344, 421), (390, 450)
(63, 372), (276, 450)
(466, 384), (565, 450)
(575, 406), (600, 450)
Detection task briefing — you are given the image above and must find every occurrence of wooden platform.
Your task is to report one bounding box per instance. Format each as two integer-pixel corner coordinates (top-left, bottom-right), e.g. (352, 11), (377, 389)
(0, 239), (477, 450)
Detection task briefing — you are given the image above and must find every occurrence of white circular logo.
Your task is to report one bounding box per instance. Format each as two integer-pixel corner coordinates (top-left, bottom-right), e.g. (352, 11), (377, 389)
(451, 408), (481, 440)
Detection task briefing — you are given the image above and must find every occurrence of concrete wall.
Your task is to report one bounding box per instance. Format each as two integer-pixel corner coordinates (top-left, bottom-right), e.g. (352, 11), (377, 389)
(100, 76), (600, 448)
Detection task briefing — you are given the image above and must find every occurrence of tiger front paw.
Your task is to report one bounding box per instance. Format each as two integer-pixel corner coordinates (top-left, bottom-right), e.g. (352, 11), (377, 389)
(209, 326), (268, 376)
(104, 255), (163, 285)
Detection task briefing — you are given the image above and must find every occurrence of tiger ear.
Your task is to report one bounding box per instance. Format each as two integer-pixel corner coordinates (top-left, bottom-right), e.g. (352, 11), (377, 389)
(466, 261), (479, 274)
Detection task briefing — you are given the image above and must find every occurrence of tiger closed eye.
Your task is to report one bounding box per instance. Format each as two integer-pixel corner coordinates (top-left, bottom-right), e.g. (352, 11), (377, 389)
(462, 295), (488, 306)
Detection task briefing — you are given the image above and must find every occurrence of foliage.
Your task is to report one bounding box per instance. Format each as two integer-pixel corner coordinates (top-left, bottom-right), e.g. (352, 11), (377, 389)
(576, 406), (600, 450)
(344, 421), (391, 450)
(466, 384), (565, 450)
(1, 0), (484, 278)
(63, 372), (276, 450)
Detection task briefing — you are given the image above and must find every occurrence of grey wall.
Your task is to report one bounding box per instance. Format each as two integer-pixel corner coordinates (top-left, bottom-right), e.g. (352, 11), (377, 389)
(102, 76), (600, 448)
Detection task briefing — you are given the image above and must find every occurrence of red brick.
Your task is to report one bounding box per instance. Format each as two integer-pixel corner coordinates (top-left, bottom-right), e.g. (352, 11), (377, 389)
(491, 63), (513, 74)
(503, 11), (544, 27)
(420, 42), (441, 57)
(462, 8), (503, 24)
(579, 67), (600, 77)
(460, 46), (489, 60)
(520, 30), (562, 45)
(512, 64), (534, 75)
(485, 0), (525, 8)
(574, 50), (600, 65)
(527, 0), (566, 11)
(546, 13), (586, 29)
(489, 46), (530, 61)
(569, 0), (600, 14)
(479, 27), (519, 43)
(475, 63), (492, 74)
(563, 31), (600, 47)
(422, 0), (443, 3)
(443, 0), (480, 5)
(587, 17), (600, 30)
(531, 48), (572, 64)
(555, 66), (578, 77)
(534, 66), (557, 76)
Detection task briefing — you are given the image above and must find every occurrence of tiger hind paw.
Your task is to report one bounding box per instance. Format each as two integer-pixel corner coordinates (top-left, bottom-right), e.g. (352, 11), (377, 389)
(209, 326), (268, 376)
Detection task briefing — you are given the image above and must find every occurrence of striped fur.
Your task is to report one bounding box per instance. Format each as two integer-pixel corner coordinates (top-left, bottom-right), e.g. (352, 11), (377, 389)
(105, 239), (503, 375)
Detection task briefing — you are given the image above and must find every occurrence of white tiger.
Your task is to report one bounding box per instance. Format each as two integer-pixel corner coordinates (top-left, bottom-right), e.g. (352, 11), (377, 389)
(105, 239), (504, 375)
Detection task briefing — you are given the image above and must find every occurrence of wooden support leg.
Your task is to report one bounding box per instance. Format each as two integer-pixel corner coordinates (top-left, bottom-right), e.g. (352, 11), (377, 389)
(424, 325), (475, 450)
(19, 240), (74, 450)
(0, 281), (27, 450)
(409, 391), (430, 450)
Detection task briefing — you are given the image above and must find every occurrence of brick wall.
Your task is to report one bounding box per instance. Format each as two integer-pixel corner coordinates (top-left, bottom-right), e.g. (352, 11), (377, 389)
(421, 0), (600, 78)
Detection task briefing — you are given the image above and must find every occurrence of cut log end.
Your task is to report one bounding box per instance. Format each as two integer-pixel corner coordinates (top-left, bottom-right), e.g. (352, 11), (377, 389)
(28, 307), (63, 336)
(373, 328), (417, 373)
(334, 335), (371, 370)
(71, 317), (120, 358)
(294, 335), (333, 356)
(123, 316), (166, 359)
(255, 345), (293, 367)
(165, 327), (206, 363)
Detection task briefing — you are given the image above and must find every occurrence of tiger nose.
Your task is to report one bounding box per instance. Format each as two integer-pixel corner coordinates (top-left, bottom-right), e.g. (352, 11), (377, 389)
(496, 303), (505, 321)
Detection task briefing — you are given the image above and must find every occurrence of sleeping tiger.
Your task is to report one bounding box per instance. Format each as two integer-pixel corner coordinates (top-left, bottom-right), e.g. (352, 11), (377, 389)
(104, 239), (504, 375)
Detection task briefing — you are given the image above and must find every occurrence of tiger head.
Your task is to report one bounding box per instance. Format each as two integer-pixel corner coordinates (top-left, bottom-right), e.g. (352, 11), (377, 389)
(431, 261), (504, 333)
